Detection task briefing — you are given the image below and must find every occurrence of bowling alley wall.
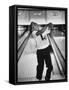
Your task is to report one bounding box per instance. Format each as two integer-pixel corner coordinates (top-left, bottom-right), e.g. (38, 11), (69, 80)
(18, 10), (65, 25)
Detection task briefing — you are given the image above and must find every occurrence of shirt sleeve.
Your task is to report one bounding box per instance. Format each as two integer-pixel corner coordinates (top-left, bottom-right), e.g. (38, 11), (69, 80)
(42, 27), (50, 38)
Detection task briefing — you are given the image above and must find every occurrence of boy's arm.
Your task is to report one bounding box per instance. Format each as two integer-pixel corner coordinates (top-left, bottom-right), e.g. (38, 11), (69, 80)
(36, 25), (47, 36)
(42, 27), (51, 38)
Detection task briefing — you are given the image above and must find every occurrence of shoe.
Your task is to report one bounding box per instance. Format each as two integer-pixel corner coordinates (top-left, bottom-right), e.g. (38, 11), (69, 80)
(36, 76), (42, 81)
(45, 77), (50, 81)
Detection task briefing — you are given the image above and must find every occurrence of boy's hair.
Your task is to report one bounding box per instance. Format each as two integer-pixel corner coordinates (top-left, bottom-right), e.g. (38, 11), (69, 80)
(30, 21), (39, 31)
(31, 22), (38, 26)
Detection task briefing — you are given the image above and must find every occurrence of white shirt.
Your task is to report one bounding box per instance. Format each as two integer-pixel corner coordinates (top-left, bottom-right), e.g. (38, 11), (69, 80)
(32, 27), (51, 50)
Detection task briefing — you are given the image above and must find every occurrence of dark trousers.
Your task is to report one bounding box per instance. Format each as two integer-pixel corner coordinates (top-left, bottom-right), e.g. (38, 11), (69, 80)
(36, 45), (53, 80)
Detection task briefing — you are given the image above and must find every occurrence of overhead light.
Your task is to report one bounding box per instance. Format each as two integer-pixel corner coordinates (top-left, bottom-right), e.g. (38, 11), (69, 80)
(18, 11), (23, 16)
(38, 12), (42, 15)
(34, 12), (42, 15)
(34, 13), (37, 15)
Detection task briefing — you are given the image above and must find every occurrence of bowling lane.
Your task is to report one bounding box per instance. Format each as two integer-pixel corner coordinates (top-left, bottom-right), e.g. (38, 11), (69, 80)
(18, 31), (29, 49)
(53, 36), (65, 59)
(18, 36), (65, 82)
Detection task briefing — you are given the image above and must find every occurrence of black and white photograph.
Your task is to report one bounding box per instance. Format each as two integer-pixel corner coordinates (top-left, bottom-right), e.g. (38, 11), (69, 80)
(17, 6), (67, 83)
(0, 0), (69, 89)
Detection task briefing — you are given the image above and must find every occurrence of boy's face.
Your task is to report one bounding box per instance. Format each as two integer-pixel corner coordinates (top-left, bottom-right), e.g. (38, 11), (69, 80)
(46, 27), (51, 33)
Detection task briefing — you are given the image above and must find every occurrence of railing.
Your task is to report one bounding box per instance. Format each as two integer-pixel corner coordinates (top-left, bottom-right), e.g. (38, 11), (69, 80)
(18, 26), (31, 61)
(48, 35), (65, 78)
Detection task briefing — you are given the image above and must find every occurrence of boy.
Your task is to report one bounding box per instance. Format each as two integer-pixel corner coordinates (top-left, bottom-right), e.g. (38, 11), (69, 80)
(31, 22), (53, 81)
